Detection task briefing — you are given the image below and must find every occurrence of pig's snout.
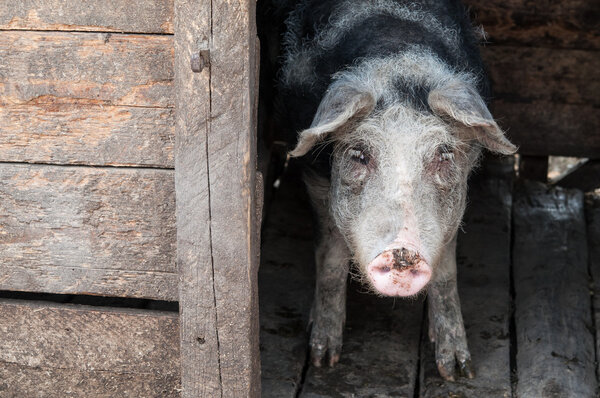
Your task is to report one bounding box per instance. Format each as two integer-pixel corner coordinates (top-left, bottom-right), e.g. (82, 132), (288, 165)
(367, 247), (432, 297)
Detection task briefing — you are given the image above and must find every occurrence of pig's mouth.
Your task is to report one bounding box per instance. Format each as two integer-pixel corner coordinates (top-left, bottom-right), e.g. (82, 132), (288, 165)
(366, 247), (432, 297)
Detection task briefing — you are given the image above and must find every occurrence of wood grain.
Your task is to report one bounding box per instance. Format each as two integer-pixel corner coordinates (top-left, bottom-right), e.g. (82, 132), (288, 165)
(0, 299), (180, 397)
(207, 0), (261, 396)
(513, 182), (597, 398)
(0, 31), (175, 167)
(585, 193), (600, 385)
(465, 0), (600, 49)
(420, 159), (514, 398)
(484, 46), (600, 107)
(173, 0), (220, 396)
(0, 163), (177, 301)
(0, 31), (173, 107)
(0, 0), (173, 34)
(492, 101), (600, 158)
(0, 104), (174, 167)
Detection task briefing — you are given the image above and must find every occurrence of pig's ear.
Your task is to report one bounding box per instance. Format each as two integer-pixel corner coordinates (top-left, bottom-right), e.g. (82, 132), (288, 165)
(428, 82), (517, 155)
(290, 86), (375, 157)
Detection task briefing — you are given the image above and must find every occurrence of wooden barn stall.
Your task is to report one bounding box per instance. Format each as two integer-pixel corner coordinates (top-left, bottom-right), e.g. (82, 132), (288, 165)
(0, 1), (598, 398)
(0, 0), (260, 397)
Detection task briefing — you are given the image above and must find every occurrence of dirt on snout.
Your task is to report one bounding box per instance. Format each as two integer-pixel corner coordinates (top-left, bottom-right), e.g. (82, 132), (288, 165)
(391, 248), (421, 270)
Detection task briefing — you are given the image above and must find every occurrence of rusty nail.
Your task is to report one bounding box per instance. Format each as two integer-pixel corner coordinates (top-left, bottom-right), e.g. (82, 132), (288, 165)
(191, 49), (210, 73)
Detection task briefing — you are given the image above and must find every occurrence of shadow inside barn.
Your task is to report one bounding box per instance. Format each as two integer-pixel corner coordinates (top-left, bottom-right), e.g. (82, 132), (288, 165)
(259, 158), (600, 398)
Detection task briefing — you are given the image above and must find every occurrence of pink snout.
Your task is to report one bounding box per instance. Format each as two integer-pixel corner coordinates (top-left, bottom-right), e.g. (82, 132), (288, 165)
(367, 247), (432, 297)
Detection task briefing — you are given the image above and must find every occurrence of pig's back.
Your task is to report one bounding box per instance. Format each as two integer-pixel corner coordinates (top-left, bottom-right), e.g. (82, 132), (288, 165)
(278, 0), (487, 136)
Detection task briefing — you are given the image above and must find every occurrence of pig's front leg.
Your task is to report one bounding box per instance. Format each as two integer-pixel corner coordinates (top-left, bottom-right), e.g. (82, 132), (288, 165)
(305, 173), (350, 367)
(427, 234), (474, 381)
(309, 219), (350, 367)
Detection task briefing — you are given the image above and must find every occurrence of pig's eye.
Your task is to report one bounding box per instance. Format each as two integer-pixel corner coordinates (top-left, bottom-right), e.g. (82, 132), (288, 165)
(437, 145), (454, 163)
(348, 148), (369, 165)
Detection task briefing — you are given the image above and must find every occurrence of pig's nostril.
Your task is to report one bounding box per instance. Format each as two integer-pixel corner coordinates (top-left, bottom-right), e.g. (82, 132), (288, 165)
(381, 266), (391, 273)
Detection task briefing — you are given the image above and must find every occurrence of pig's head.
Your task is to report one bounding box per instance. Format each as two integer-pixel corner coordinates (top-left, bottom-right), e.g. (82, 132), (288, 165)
(290, 56), (516, 297)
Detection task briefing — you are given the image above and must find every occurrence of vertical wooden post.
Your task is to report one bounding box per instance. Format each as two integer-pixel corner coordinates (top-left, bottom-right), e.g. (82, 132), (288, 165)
(175, 0), (260, 396)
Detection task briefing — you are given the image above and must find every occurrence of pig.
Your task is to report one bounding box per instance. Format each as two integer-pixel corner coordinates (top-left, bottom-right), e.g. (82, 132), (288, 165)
(274, 0), (516, 380)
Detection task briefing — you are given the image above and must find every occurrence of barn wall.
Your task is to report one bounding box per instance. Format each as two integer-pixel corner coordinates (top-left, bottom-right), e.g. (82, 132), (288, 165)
(465, 0), (600, 158)
(0, 1), (178, 300)
(0, 2), (180, 396)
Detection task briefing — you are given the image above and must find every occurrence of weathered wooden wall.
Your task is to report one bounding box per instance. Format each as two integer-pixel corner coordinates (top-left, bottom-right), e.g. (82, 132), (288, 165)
(0, 2), (182, 397)
(465, 0), (600, 158)
(0, 1), (177, 300)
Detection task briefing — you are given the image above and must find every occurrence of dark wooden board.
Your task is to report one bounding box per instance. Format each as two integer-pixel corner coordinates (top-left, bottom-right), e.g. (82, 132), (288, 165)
(585, 193), (600, 382)
(0, 0), (173, 34)
(0, 31), (174, 167)
(492, 101), (600, 158)
(173, 0), (220, 396)
(0, 299), (180, 397)
(483, 46), (599, 107)
(519, 156), (549, 182)
(420, 163), (514, 398)
(464, 0), (600, 49)
(481, 45), (600, 158)
(512, 182), (597, 397)
(554, 160), (600, 192)
(0, 163), (177, 301)
(260, 167), (315, 398)
(300, 290), (424, 398)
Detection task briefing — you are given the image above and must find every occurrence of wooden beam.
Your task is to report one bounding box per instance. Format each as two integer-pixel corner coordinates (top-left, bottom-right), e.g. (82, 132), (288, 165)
(0, 299), (180, 397)
(0, 163), (177, 300)
(464, 0), (600, 49)
(512, 182), (597, 397)
(208, 0), (261, 396)
(173, 0), (219, 396)
(554, 160), (600, 192)
(175, 0), (262, 395)
(420, 164), (513, 397)
(0, 0), (173, 34)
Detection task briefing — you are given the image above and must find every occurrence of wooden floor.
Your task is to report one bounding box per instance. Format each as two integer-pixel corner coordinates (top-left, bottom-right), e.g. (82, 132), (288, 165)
(259, 160), (600, 398)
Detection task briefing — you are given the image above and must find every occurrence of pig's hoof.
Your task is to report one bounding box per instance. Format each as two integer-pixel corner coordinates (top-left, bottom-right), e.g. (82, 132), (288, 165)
(435, 345), (475, 381)
(309, 326), (342, 367)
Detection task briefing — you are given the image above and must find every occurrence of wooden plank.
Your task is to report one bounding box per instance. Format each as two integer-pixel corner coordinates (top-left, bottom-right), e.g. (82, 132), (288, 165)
(585, 193), (600, 382)
(492, 101), (600, 158)
(420, 163), (513, 397)
(0, 0), (173, 34)
(483, 46), (599, 107)
(0, 104), (174, 167)
(0, 299), (180, 397)
(554, 160), (600, 192)
(0, 31), (174, 167)
(464, 0), (600, 49)
(519, 155), (548, 182)
(300, 289), (424, 397)
(173, 0), (219, 396)
(260, 166), (315, 398)
(0, 163), (177, 301)
(512, 182), (597, 398)
(208, 0), (261, 396)
(0, 32), (173, 107)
